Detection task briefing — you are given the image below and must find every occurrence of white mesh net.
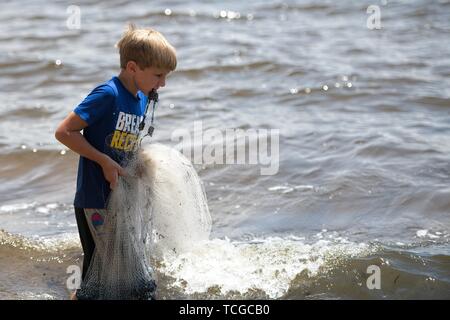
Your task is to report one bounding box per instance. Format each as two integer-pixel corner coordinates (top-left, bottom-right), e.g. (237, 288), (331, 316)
(76, 143), (212, 300)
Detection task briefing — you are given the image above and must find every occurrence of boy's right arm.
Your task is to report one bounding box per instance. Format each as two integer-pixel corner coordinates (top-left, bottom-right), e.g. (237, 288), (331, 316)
(54, 111), (126, 190)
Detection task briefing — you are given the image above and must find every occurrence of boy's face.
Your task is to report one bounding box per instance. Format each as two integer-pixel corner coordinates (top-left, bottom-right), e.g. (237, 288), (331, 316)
(134, 65), (169, 95)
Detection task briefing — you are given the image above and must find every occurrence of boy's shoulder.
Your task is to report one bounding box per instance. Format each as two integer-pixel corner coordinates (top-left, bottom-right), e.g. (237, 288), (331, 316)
(98, 76), (146, 100)
(74, 78), (120, 125)
(81, 78), (118, 105)
(92, 77), (119, 98)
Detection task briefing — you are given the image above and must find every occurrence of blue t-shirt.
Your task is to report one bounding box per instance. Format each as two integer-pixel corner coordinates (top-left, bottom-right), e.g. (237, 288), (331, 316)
(73, 76), (148, 208)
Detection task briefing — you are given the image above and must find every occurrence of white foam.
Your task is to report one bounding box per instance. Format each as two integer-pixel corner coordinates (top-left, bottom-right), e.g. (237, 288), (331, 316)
(19, 292), (56, 300)
(37, 232), (81, 250)
(294, 185), (315, 190)
(416, 229), (441, 239)
(268, 186), (291, 192)
(36, 207), (50, 214)
(158, 236), (373, 298)
(0, 202), (37, 213)
(268, 185), (316, 194)
(416, 229), (428, 238)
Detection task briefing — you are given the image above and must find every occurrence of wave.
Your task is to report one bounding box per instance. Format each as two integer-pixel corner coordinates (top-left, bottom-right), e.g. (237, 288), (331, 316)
(1, 229), (449, 299)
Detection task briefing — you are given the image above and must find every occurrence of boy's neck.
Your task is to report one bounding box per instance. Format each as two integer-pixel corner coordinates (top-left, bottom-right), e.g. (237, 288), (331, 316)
(118, 70), (138, 97)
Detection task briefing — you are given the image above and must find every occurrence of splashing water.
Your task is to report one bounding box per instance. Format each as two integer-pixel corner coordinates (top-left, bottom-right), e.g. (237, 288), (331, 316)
(158, 235), (375, 299)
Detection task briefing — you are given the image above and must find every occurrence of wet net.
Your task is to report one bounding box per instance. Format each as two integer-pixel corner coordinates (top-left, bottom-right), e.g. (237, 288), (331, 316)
(76, 141), (211, 298)
(75, 89), (211, 300)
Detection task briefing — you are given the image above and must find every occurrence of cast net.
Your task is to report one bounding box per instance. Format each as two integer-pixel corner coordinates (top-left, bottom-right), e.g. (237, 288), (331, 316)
(76, 143), (212, 300)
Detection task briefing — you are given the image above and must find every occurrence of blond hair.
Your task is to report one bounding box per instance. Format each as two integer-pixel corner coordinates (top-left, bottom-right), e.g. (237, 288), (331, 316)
(116, 24), (177, 71)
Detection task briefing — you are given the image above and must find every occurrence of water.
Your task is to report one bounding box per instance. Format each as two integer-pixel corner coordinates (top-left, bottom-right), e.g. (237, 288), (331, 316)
(1, 0), (450, 299)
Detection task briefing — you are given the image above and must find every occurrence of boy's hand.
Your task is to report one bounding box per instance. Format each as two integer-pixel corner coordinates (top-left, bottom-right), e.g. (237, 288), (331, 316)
(99, 155), (127, 190)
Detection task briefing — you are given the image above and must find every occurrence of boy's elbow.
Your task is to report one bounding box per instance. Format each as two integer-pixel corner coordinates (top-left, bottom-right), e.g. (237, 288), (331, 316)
(54, 130), (63, 143)
(54, 126), (68, 143)
(55, 112), (86, 143)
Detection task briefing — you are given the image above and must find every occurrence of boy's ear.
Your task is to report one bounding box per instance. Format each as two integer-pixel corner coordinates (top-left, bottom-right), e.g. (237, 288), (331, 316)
(126, 60), (138, 73)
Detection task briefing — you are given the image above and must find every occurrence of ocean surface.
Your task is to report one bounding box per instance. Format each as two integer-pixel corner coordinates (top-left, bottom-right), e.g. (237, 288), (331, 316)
(1, 0), (450, 299)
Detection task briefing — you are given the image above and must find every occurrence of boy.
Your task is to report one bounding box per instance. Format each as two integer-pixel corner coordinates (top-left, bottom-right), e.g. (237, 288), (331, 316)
(55, 24), (177, 299)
